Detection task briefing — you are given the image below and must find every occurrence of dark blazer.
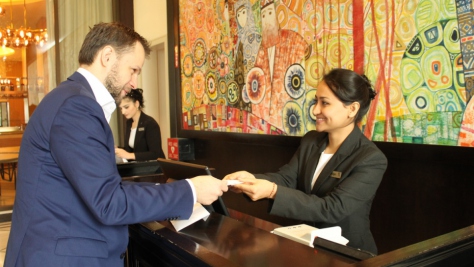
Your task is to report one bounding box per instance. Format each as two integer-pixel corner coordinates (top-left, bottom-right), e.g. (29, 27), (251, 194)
(5, 72), (194, 267)
(124, 112), (165, 161)
(256, 127), (387, 254)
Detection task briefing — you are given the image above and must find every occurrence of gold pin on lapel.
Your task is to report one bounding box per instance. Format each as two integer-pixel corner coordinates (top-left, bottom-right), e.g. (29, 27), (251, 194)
(331, 171), (342, 178)
(138, 127), (145, 131)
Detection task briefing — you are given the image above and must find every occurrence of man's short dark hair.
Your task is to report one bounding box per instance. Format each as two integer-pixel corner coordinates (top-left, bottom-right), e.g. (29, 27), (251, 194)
(78, 22), (151, 65)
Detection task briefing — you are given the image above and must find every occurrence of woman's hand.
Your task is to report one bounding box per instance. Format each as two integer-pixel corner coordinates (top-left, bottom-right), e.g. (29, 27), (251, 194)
(223, 171), (255, 193)
(233, 179), (276, 201)
(115, 148), (135, 160)
(223, 171), (276, 200)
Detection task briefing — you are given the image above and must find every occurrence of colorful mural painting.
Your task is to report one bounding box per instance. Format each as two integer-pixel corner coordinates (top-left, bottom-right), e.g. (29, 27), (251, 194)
(178, 0), (474, 147)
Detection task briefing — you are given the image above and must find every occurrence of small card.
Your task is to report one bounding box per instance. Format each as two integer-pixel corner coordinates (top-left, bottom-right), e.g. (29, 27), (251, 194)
(170, 203), (210, 231)
(226, 180), (243, 186)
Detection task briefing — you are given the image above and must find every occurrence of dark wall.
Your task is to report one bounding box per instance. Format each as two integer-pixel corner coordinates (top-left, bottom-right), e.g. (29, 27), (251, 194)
(370, 142), (474, 253)
(184, 137), (474, 254)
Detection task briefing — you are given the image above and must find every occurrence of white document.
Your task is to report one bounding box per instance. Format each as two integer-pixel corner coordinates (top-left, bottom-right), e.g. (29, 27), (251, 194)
(170, 203), (210, 231)
(272, 224), (349, 248)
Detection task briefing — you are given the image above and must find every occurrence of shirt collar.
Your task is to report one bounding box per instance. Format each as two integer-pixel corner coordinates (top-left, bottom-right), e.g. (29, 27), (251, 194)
(77, 68), (116, 123)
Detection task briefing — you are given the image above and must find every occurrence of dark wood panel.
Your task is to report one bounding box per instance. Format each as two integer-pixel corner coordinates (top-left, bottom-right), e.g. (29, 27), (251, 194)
(370, 142), (474, 253)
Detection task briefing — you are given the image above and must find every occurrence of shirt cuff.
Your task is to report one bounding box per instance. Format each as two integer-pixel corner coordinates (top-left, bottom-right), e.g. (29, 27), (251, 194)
(185, 179), (197, 204)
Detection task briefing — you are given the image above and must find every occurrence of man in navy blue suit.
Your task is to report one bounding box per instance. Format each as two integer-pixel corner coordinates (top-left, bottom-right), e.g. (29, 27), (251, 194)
(5, 22), (228, 267)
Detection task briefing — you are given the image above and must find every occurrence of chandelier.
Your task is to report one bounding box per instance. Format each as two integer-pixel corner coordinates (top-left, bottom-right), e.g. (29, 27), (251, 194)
(0, 0), (48, 48)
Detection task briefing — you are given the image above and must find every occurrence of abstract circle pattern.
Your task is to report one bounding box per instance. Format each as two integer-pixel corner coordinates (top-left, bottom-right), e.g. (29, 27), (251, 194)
(327, 35), (352, 66)
(219, 79), (227, 94)
(400, 19), (464, 114)
(283, 101), (304, 136)
(246, 67), (266, 104)
(181, 78), (194, 111)
(193, 38), (207, 67)
(285, 64), (305, 99)
(208, 46), (219, 70)
(206, 72), (218, 101)
(192, 70), (205, 99)
(443, 20), (460, 54)
(405, 86), (434, 113)
(227, 81), (239, 105)
(193, 2), (206, 29)
(305, 56), (323, 88)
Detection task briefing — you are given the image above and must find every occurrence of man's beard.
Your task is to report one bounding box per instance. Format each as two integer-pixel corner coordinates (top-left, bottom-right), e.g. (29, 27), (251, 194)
(104, 67), (123, 103)
(262, 22), (279, 48)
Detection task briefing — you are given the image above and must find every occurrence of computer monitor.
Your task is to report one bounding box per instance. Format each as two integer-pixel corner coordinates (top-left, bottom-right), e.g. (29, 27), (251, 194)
(117, 160), (162, 177)
(157, 158), (229, 216)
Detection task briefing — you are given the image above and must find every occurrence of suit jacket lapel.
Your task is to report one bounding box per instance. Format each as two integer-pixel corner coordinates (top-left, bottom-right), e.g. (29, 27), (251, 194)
(133, 113), (145, 149)
(311, 128), (362, 194)
(303, 135), (328, 193)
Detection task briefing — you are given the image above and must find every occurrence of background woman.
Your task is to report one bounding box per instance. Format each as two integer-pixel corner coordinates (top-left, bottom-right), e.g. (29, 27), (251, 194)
(115, 88), (165, 161)
(224, 68), (387, 254)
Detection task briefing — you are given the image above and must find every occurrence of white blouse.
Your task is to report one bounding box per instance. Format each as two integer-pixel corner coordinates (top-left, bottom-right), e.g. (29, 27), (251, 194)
(128, 128), (137, 149)
(311, 152), (334, 189)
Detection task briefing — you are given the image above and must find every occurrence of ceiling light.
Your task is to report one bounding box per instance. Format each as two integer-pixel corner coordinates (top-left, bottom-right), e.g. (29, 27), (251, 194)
(0, 0), (48, 48)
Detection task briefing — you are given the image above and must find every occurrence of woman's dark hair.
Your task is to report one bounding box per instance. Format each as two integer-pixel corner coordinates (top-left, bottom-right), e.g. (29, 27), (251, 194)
(322, 68), (377, 123)
(124, 88), (145, 109)
(78, 22), (151, 65)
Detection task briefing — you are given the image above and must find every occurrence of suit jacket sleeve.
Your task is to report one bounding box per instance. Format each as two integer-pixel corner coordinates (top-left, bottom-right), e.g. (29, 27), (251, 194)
(256, 130), (387, 224)
(50, 96), (193, 224)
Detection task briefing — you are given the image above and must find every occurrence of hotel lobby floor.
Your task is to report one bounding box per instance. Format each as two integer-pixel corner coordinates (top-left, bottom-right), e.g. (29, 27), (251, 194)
(0, 176), (15, 267)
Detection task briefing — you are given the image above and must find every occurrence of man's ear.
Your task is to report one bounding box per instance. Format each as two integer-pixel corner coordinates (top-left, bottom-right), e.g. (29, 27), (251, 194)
(100, 45), (115, 67)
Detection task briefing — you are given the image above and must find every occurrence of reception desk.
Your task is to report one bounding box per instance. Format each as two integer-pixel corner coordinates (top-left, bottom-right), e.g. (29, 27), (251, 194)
(127, 209), (474, 266)
(121, 166), (474, 267)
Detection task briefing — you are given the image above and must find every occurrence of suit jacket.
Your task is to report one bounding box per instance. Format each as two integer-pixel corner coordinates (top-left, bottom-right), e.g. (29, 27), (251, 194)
(256, 127), (387, 254)
(124, 112), (165, 161)
(5, 72), (194, 267)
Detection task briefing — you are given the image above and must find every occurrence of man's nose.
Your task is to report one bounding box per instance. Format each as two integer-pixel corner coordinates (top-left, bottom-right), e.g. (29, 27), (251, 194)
(129, 75), (138, 89)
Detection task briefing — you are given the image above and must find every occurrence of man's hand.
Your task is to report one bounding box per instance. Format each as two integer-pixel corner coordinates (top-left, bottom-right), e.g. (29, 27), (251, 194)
(223, 171), (255, 193)
(190, 176), (228, 205)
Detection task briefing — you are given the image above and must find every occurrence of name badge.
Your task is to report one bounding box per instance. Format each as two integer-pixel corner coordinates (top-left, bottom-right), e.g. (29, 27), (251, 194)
(331, 171), (342, 179)
(138, 127), (145, 131)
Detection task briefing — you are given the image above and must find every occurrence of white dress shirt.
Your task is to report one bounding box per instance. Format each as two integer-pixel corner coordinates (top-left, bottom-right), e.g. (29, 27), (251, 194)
(77, 68), (116, 123)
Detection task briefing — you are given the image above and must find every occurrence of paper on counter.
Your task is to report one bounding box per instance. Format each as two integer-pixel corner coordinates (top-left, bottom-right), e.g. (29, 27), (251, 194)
(272, 224), (348, 247)
(170, 203), (210, 231)
(310, 226), (349, 246)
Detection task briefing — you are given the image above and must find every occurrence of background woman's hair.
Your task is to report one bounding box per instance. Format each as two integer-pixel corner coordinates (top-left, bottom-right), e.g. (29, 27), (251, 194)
(323, 68), (377, 123)
(124, 88), (145, 109)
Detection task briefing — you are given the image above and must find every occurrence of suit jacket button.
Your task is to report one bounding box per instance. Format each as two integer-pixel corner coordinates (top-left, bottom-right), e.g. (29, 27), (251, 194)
(120, 252), (126, 259)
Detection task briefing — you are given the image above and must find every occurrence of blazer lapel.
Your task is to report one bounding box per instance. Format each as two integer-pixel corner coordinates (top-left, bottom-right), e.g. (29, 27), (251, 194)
(133, 114), (145, 149)
(303, 136), (328, 193)
(311, 128), (362, 194)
